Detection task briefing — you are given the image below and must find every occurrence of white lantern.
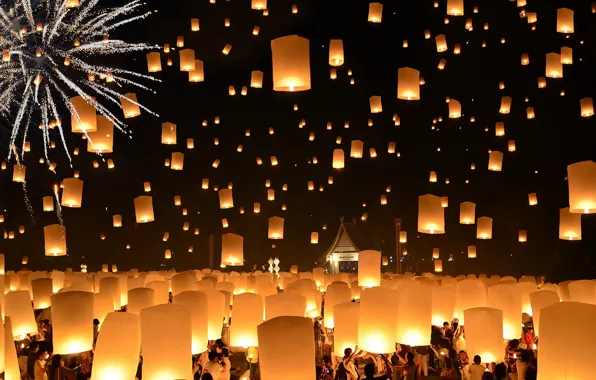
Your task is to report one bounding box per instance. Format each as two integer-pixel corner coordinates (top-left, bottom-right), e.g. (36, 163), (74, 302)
(358, 287), (398, 353)
(271, 35), (311, 92)
(567, 161), (596, 214)
(396, 283), (432, 346)
(418, 194), (445, 234)
(333, 302), (359, 357)
(464, 307), (503, 363)
(52, 291), (94, 354)
(221, 233), (244, 266)
(173, 291), (208, 354)
(230, 293), (263, 347)
(93, 312), (141, 380)
(5, 290), (38, 338)
(397, 67), (420, 100)
(488, 284), (522, 339)
(358, 250), (381, 288)
(559, 207), (581, 240)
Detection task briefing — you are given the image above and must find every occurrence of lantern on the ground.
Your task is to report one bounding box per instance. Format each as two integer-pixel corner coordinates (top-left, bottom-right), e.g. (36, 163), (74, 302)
(529, 290), (560, 336)
(358, 250), (381, 288)
(464, 307), (503, 363)
(488, 284), (521, 339)
(173, 291), (208, 354)
(359, 287), (398, 353)
(31, 278), (53, 309)
(333, 302), (359, 356)
(230, 293), (263, 347)
(93, 312), (141, 380)
(52, 291), (94, 354)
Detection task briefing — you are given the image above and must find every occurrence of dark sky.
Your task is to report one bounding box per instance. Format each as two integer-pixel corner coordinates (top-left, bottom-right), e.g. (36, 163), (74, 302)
(1, 0), (596, 280)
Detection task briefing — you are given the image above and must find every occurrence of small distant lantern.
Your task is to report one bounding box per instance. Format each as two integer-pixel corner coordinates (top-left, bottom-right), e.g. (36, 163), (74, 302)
(468, 246), (477, 258)
(488, 151), (503, 171)
(329, 39), (344, 66)
(477, 217), (493, 239)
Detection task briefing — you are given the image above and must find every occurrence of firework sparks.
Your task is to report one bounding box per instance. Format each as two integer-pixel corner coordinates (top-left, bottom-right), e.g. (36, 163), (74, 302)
(0, 0), (159, 165)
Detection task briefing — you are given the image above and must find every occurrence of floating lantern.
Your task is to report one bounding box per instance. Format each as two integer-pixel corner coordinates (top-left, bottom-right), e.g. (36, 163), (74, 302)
(519, 230), (528, 242)
(435, 34), (447, 52)
(271, 35), (311, 91)
(230, 293), (263, 347)
(221, 233), (243, 266)
(93, 313), (141, 380)
(528, 193), (538, 206)
(432, 248), (440, 260)
(251, 71), (263, 88)
(561, 46), (573, 64)
(251, 0), (266, 9)
(161, 122), (177, 145)
(581, 98), (594, 117)
(134, 196), (155, 223)
(359, 287), (398, 353)
(396, 284), (432, 346)
(476, 217), (493, 239)
(43, 196), (54, 212)
(369, 96), (382, 113)
(559, 208), (581, 240)
(397, 67), (420, 100)
(120, 93), (140, 118)
(546, 53), (563, 78)
(459, 201), (476, 224)
(171, 152), (184, 170)
(112, 214), (122, 228)
(329, 39), (344, 66)
(176, 35), (184, 47)
(189, 60), (204, 82)
(464, 307), (504, 363)
(556, 8), (574, 33)
(567, 161), (596, 214)
(5, 290), (38, 337)
(141, 304), (192, 380)
(429, 171), (437, 182)
(179, 49), (195, 71)
(449, 99), (461, 118)
(52, 291), (94, 354)
(12, 164), (26, 182)
(350, 140), (364, 158)
(44, 224), (67, 256)
(529, 290), (560, 336)
(146, 52), (161, 72)
(333, 302), (359, 356)
(418, 194), (445, 234)
(467, 245), (477, 259)
(368, 2), (383, 23)
(521, 53), (529, 65)
(310, 232), (319, 244)
(218, 189), (234, 209)
(358, 250), (381, 288)
(332, 149), (345, 169)
(508, 140), (516, 152)
(70, 96), (97, 133)
(488, 151), (503, 171)
(268, 217), (284, 239)
(446, 0), (463, 15)
(499, 96), (512, 114)
(86, 116), (114, 153)
(434, 260), (443, 272)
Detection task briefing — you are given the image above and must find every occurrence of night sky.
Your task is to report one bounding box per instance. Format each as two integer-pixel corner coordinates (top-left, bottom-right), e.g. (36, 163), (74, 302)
(1, 0), (595, 280)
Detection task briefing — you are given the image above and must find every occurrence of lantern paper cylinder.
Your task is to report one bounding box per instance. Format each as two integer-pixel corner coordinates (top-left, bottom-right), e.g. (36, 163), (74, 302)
(52, 291), (94, 354)
(230, 293), (263, 347)
(333, 302), (359, 357)
(350, 140), (364, 158)
(431, 286), (455, 326)
(397, 67), (420, 100)
(173, 291), (208, 354)
(476, 217), (493, 239)
(488, 151), (503, 171)
(488, 284), (522, 339)
(31, 278), (53, 309)
(528, 193), (538, 206)
(460, 202), (476, 224)
(447, 0), (464, 15)
(171, 152), (184, 170)
(271, 35), (311, 92)
(568, 280), (596, 305)
(92, 312), (141, 380)
(332, 149), (345, 169)
(435, 34), (448, 52)
(454, 279), (487, 324)
(264, 293), (306, 320)
(161, 122), (176, 145)
(418, 194), (445, 234)
(251, 0), (266, 9)
(5, 291), (38, 338)
(70, 96), (97, 133)
(449, 99), (461, 118)
(146, 281), (169, 305)
(189, 60), (204, 82)
(369, 96), (382, 113)
(44, 224), (67, 256)
(464, 307), (503, 363)
(358, 287), (397, 353)
(113, 215), (122, 228)
(556, 8), (574, 33)
(140, 304), (192, 380)
(434, 260), (443, 272)
(134, 196), (154, 223)
(546, 53), (563, 78)
(61, 178), (83, 208)
(561, 46), (573, 64)
(499, 96), (512, 114)
(127, 288), (155, 315)
(219, 189), (234, 209)
(268, 217), (284, 239)
(529, 290), (559, 336)
(120, 93), (140, 118)
(368, 2), (383, 23)
(100, 277), (121, 310)
(567, 161), (596, 214)
(258, 316), (316, 380)
(146, 52), (161, 72)
(358, 250), (381, 288)
(251, 71), (263, 88)
(396, 283), (432, 346)
(221, 233), (244, 266)
(203, 289), (225, 340)
(467, 245), (477, 259)
(580, 98), (594, 117)
(324, 284), (351, 328)
(559, 207), (581, 240)
(12, 164), (25, 182)
(87, 116), (113, 153)
(179, 49), (195, 71)
(519, 230), (528, 242)
(4, 316), (18, 379)
(43, 196), (54, 212)
(328, 39), (344, 66)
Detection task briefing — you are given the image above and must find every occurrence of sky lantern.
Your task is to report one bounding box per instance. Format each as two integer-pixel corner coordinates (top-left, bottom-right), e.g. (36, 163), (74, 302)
(488, 284), (522, 339)
(221, 233), (243, 266)
(559, 207), (581, 240)
(171, 152), (184, 170)
(454, 279), (487, 324)
(268, 217), (284, 239)
(368, 2), (383, 23)
(141, 304), (192, 380)
(258, 317), (316, 380)
(329, 39), (344, 66)
(93, 313), (141, 380)
(267, 189), (275, 201)
(429, 171), (437, 182)
(43, 196), (54, 211)
(432, 248), (440, 259)
(369, 96), (382, 113)
(219, 189), (234, 209)
(358, 250), (381, 288)
(476, 217), (493, 239)
(526, 107), (535, 119)
(350, 140), (364, 158)
(172, 291), (208, 354)
(499, 96), (512, 114)
(519, 230), (528, 242)
(146, 52), (161, 72)
(521, 53), (529, 65)
(446, 0), (463, 15)
(464, 307), (503, 363)
(431, 286), (455, 326)
(539, 302), (596, 379)
(434, 259), (443, 272)
(448, 99), (461, 118)
(467, 245), (477, 259)
(332, 149), (344, 169)
(70, 96), (97, 133)
(127, 288), (155, 315)
(52, 291), (94, 354)
(567, 161), (596, 214)
(359, 287), (397, 353)
(333, 302), (359, 356)
(251, 0), (266, 9)
(87, 116), (113, 153)
(459, 202), (476, 224)
(561, 46), (573, 64)
(580, 98), (594, 117)
(251, 71), (264, 88)
(120, 93), (140, 118)
(529, 290), (560, 336)
(189, 60), (204, 82)
(397, 67), (420, 100)
(134, 196), (155, 223)
(310, 232), (319, 244)
(418, 194), (445, 234)
(396, 283), (432, 346)
(528, 193), (538, 206)
(546, 53), (563, 78)
(556, 8), (574, 33)
(176, 35), (184, 47)
(179, 49), (195, 71)
(488, 151), (503, 171)
(61, 178), (83, 207)
(495, 122), (505, 136)
(113, 214), (122, 228)
(5, 290), (38, 337)
(230, 293), (263, 347)
(161, 122), (177, 145)
(271, 35), (311, 92)
(12, 163), (25, 182)
(508, 140), (516, 152)
(435, 34), (447, 52)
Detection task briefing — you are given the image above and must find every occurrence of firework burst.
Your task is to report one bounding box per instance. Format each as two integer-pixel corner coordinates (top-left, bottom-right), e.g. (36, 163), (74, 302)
(0, 0), (159, 165)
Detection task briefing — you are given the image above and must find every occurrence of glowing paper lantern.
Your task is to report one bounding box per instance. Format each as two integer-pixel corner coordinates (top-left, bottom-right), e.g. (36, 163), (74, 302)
(250, 71), (264, 88)
(529, 290), (559, 336)
(173, 291), (208, 354)
(519, 230), (528, 242)
(556, 8), (574, 33)
(31, 278), (53, 309)
(418, 194), (445, 234)
(179, 49), (195, 71)
(559, 207), (581, 240)
(580, 98), (594, 117)
(271, 35), (311, 92)
(4, 316), (19, 379)
(397, 67), (420, 100)
(460, 201), (476, 224)
(396, 283), (431, 346)
(449, 99), (461, 118)
(219, 189), (234, 209)
(568, 280), (596, 305)
(265, 293), (306, 320)
(499, 96), (512, 114)
(120, 93), (140, 118)
(251, 0), (266, 10)
(127, 288), (155, 315)
(332, 149), (345, 169)
(52, 291), (94, 354)
(539, 302), (596, 379)
(464, 307), (503, 363)
(567, 161), (596, 214)
(431, 286), (455, 326)
(87, 116), (114, 153)
(268, 217), (284, 239)
(350, 140), (364, 158)
(324, 283), (351, 328)
(5, 291), (38, 337)
(333, 302), (359, 356)
(454, 279), (487, 324)
(561, 46), (573, 64)
(70, 96), (97, 133)
(113, 214), (122, 228)
(435, 34), (447, 52)
(488, 284), (521, 339)
(369, 96), (382, 113)
(146, 281), (169, 305)
(221, 233), (244, 266)
(358, 250), (381, 288)
(161, 122), (177, 145)
(258, 316), (316, 380)
(329, 39), (344, 66)
(466, 245), (477, 259)
(44, 224), (67, 256)
(140, 304), (192, 380)
(434, 260), (443, 272)
(146, 52), (161, 72)
(92, 312), (141, 380)
(134, 196), (154, 223)
(358, 287), (397, 353)
(202, 289), (225, 340)
(488, 151), (503, 171)
(476, 217), (493, 239)
(368, 2), (383, 23)
(61, 178), (83, 208)
(230, 293), (263, 347)
(546, 53), (563, 78)
(189, 60), (204, 82)
(447, 0), (463, 15)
